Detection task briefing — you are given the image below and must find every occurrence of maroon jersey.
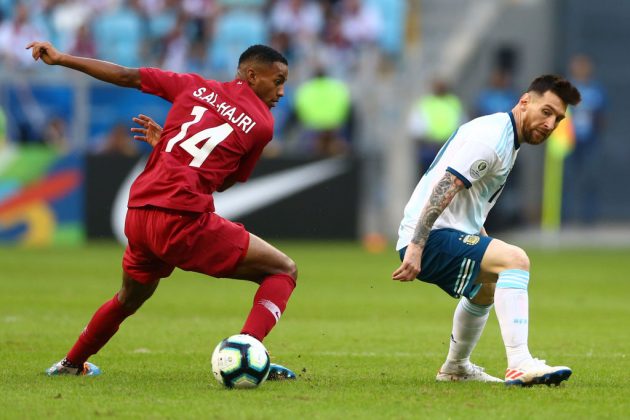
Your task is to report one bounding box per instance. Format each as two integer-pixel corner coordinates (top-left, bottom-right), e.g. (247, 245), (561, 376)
(128, 67), (274, 213)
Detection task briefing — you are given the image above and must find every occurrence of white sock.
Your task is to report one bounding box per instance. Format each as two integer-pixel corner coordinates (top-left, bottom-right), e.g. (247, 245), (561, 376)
(494, 269), (533, 369)
(444, 298), (492, 366)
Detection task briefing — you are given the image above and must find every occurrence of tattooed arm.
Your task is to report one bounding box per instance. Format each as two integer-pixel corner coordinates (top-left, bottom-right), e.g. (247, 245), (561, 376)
(392, 172), (465, 281)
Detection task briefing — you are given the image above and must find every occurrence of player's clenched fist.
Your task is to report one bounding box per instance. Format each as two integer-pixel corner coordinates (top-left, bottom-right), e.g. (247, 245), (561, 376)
(26, 41), (62, 65)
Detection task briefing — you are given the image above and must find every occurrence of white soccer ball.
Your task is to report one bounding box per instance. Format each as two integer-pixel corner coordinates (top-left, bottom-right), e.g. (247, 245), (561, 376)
(211, 334), (270, 389)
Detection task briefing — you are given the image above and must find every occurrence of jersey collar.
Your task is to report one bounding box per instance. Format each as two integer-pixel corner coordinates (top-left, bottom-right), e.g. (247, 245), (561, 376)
(509, 111), (520, 150)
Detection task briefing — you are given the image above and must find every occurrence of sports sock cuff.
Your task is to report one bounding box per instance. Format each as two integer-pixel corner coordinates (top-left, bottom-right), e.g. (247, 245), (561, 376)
(461, 298), (492, 317)
(278, 273), (297, 289)
(497, 269), (530, 290)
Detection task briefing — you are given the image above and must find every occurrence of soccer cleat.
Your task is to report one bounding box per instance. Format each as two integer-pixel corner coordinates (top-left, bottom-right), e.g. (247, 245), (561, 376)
(504, 358), (571, 386)
(267, 363), (296, 381)
(436, 361), (503, 383)
(46, 359), (101, 376)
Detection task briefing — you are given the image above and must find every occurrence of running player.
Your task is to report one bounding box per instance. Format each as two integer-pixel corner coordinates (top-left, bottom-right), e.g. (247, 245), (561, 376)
(393, 75), (581, 386)
(28, 40), (297, 380)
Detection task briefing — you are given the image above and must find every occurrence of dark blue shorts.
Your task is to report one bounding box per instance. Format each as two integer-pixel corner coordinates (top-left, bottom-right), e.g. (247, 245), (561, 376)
(398, 228), (492, 299)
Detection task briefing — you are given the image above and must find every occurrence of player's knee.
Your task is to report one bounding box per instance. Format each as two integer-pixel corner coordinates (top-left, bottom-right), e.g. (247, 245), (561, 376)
(272, 253), (298, 283)
(505, 245), (530, 271)
(283, 256), (298, 282)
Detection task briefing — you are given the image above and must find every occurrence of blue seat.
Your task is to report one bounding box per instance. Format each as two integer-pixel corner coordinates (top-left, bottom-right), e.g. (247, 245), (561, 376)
(208, 9), (268, 78)
(92, 6), (144, 67)
(366, 0), (407, 57)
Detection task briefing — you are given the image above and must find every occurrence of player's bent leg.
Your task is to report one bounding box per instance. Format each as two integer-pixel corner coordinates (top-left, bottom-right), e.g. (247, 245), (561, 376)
(482, 240), (572, 385)
(482, 240), (534, 369)
(229, 234), (298, 380)
(233, 234), (297, 339)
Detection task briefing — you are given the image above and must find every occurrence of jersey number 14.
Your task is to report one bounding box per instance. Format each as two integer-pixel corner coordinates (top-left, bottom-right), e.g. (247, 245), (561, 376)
(165, 106), (234, 167)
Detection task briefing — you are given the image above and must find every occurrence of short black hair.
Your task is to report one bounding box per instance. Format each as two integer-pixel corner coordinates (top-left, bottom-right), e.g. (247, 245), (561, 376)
(238, 45), (288, 67)
(527, 74), (581, 106)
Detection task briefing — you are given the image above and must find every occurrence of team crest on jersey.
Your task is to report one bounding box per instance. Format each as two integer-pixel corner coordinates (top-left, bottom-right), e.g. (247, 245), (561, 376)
(462, 234), (480, 245)
(469, 160), (489, 179)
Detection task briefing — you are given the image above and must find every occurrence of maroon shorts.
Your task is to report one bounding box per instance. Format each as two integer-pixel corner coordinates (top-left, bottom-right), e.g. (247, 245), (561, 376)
(123, 207), (250, 284)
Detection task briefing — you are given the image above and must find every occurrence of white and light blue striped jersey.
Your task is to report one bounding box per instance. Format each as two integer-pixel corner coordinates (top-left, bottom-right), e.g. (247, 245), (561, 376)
(397, 112), (520, 250)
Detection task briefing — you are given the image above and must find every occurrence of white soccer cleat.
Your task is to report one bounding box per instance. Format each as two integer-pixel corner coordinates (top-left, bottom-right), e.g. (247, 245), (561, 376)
(46, 359), (101, 376)
(504, 358), (571, 386)
(436, 361), (503, 383)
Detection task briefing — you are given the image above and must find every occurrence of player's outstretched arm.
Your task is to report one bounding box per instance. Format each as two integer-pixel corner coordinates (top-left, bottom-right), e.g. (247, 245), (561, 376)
(392, 172), (465, 282)
(26, 41), (140, 88)
(131, 114), (162, 148)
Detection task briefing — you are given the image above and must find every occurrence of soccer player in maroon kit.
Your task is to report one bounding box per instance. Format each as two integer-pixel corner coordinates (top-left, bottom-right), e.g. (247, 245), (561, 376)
(27, 40), (297, 379)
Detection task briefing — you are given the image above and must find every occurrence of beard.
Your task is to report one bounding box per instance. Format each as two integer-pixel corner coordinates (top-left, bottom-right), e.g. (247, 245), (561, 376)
(523, 127), (550, 145)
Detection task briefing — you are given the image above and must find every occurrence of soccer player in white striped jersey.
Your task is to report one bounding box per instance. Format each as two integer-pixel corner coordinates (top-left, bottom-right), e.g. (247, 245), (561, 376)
(393, 75), (581, 386)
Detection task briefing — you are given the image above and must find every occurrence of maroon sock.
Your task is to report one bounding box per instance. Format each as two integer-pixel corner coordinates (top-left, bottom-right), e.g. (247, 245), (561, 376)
(66, 294), (135, 365)
(240, 274), (296, 342)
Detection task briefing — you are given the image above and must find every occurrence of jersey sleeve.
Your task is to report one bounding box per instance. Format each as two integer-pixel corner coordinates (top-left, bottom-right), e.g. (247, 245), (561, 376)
(446, 141), (498, 189)
(139, 68), (196, 102)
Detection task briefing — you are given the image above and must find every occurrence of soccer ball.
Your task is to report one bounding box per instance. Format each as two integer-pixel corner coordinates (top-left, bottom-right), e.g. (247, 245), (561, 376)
(211, 334), (270, 389)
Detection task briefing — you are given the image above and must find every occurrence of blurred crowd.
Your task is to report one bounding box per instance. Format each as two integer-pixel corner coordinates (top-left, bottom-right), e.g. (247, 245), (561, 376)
(0, 2), (607, 195)
(0, 0), (409, 156)
(0, 0), (405, 79)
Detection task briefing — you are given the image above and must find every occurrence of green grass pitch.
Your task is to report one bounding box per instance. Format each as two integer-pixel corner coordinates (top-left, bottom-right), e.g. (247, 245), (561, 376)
(1, 241), (629, 419)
